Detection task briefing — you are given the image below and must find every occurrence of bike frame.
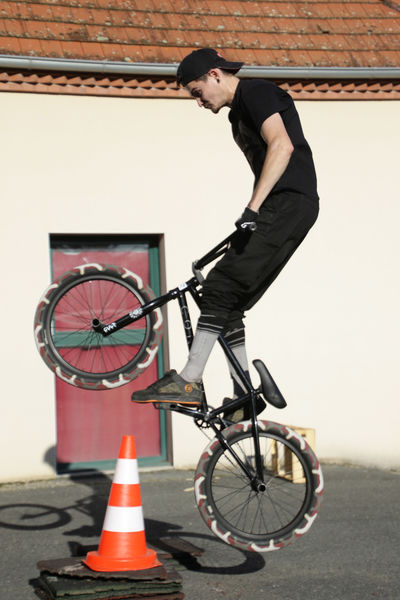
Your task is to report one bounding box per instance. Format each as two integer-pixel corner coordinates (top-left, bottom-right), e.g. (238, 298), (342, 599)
(93, 232), (267, 488)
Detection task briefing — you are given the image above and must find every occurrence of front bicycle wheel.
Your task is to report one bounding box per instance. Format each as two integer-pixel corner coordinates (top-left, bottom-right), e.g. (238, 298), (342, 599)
(195, 420), (324, 552)
(34, 264), (163, 390)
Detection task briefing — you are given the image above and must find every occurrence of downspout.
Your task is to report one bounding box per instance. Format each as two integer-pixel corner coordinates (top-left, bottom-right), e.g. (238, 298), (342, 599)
(0, 55), (399, 80)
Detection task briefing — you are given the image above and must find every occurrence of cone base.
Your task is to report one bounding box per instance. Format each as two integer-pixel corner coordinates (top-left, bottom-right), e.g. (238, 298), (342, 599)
(83, 548), (161, 572)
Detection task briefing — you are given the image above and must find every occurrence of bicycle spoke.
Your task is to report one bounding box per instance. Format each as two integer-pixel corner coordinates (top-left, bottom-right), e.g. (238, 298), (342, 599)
(36, 266), (162, 388)
(251, 494), (269, 535)
(43, 273), (156, 379)
(207, 432), (311, 539)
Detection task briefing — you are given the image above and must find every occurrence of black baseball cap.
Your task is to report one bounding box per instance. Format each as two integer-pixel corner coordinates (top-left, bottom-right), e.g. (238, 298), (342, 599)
(177, 48), (244, 86)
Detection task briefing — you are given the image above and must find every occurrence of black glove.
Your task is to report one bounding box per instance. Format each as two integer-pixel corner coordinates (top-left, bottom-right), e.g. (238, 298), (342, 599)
(235, 207), (258, 232)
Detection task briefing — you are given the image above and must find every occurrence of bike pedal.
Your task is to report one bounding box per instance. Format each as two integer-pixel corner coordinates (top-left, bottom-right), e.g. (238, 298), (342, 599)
(153, 402), (200, 412)
(153, 402), (177, 410)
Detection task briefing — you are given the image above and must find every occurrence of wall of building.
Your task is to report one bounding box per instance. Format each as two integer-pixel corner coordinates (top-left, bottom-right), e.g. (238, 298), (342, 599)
(1, 91), (399, 481)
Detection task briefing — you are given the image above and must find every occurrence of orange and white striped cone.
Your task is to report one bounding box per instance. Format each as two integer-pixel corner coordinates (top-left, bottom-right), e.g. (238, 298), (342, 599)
(83, 435), (161, 572)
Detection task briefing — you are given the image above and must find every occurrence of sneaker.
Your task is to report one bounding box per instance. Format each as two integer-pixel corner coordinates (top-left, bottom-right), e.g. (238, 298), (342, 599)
(222, 398), (244, 423)
(131, 370), (202, 406)
(223, 395), (266, 423)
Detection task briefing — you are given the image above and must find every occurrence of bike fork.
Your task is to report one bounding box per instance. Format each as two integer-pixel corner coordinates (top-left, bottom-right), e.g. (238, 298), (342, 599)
(210, 420), (266, 492)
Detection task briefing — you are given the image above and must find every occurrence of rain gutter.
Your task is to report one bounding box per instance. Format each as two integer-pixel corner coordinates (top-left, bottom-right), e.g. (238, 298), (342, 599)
(0, 54), (399, 79)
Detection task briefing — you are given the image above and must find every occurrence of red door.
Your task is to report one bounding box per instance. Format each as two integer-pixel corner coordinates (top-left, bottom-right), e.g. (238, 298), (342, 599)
(50, 238), (168, 473)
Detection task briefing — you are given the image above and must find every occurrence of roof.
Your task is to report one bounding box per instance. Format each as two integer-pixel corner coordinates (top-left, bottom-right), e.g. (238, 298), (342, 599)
(1, 0), (399, 67)
(0, 0), (399, 99)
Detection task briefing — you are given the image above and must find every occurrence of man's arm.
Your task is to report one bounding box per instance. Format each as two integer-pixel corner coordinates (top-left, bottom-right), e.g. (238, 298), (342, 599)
(248, 112), (294, 213)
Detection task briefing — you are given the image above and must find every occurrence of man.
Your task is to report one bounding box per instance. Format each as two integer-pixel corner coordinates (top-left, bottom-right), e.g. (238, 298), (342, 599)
(131, 48), (319, 411)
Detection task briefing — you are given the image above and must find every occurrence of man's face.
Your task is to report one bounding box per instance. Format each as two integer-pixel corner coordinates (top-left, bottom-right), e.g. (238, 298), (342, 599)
(186, 71), (227, 114)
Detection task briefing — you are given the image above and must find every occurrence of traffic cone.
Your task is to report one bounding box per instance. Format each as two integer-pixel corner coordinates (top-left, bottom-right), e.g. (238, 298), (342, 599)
(83, 435), (161, 572)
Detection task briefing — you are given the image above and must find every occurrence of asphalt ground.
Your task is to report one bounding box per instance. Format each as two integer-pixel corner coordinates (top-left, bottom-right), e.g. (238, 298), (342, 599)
(0, 464), (399, 600)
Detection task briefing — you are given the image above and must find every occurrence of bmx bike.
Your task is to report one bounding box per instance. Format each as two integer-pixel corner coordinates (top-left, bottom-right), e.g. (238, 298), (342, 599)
(34, 231), (324, 553)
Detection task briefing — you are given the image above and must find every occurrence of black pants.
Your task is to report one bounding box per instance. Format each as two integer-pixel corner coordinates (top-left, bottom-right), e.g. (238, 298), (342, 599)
(199, 190), (319, 332)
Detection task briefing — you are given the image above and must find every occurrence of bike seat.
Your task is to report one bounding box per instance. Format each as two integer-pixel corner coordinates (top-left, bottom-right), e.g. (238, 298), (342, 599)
(253, 359), (287, 409)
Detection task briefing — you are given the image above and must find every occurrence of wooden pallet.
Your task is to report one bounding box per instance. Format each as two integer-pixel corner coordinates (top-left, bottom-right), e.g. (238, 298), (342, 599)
(270, 426), (316, 484)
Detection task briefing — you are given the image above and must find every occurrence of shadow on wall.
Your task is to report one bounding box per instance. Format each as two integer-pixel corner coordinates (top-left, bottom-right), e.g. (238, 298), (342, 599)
(43, 445), (57, 473)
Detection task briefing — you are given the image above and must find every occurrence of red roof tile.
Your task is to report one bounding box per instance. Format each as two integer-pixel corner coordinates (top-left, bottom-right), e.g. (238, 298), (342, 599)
(0, 0), (399, 67)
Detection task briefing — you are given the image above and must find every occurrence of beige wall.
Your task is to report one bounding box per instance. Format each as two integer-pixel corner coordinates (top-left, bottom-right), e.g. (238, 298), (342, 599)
(0, 91), (399, 481)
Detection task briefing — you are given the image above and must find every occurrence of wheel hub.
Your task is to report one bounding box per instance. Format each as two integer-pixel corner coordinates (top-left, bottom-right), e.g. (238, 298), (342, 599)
(251, 479), (266, 493)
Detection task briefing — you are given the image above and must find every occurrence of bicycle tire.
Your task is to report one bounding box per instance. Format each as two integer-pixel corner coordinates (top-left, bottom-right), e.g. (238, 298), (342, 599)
(194, 420), (324, 552)
(34, 264), (163, 390)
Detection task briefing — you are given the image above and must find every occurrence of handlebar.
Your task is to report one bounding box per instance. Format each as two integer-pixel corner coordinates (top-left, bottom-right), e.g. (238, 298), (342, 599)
(191, 223), (257, 282)
(192, 230), (237, 282)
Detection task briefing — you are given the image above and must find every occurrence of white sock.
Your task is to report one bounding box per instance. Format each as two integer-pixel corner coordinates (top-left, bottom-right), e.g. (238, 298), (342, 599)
(225, 344), (250, 397)
(180, 329), (219, 382)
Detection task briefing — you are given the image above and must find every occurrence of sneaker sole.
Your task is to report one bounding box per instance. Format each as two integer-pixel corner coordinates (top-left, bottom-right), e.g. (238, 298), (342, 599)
(132, 396), (201, 406)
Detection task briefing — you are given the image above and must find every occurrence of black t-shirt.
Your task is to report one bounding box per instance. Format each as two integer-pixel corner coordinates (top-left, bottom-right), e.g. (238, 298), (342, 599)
(229, 80), (319, 201)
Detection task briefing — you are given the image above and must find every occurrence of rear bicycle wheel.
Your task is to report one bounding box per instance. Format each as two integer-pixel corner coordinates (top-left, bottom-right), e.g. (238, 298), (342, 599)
(195, 420), (324, 552)
(34, 264), (163, 390)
